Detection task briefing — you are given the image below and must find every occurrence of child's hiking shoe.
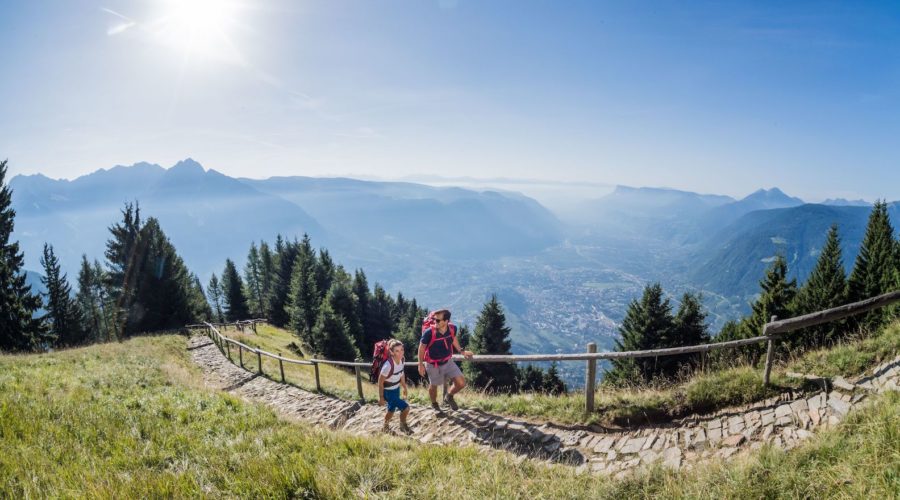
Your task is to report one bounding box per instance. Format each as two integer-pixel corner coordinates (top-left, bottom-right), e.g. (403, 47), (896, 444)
(443, 393), (459, 411)
(382, 423), (392, 433)
(399, 423), (413, 435)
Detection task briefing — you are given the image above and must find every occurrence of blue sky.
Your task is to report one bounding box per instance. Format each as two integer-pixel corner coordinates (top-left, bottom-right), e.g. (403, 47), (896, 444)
(1, 0), (899, 201)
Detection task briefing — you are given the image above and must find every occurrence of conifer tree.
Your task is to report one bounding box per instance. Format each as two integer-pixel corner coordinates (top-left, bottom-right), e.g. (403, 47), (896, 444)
(40, 243), (87, 346)
(76, 255), (110, 342)
(322, 280), (364, 353)
(311, 292), (361, 361)
(188, 274), (212, 322)
(244, 242), (265, 317)
(670, 292), (710, 373)
(268, 235), (297, 327)
(744, 255), (797, 361)
(466, 295), (518, 392)
(0, 160), (47, 351)
(542, 362), (567, 394)
(315, 248), (335, 302)
(222, 258), (249, 321)
(104, 202), (144, 338)
(207, 273), (225, 323)
(795, 224), (848, 347)
(127, 218), (200, 332)
(363, 284), (396, 352)
(258, 241), (275, 317)
(605, 283), (674, 384)
(848, 201), (898, 329)
(288, 237), (319, 344)
(352, 269), (371, 340)
(518, 365), (545, 392)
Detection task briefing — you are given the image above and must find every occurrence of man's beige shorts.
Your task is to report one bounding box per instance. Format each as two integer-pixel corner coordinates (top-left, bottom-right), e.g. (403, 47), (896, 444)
(424, 360), (463, 386)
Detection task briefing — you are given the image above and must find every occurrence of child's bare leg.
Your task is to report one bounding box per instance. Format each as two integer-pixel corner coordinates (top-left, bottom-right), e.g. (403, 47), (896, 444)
(384, 411), (394, 425)
(400, 407), (409, 425)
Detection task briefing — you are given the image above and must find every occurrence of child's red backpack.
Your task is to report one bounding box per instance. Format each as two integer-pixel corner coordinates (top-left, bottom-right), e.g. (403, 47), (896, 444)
(369, 340), (398, 383)
(421, 311), (458, 366)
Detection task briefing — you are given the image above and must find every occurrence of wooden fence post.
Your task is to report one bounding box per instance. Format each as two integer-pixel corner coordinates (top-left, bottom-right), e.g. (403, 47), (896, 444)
(279, 358), (285, 382)
(314, 362), (322, 392)
(226, 341), (231, 360)
(763, 315), (777, 386)
(257, 350), (263, 374)
(239, 345), (244, 368)
(585, 342), (597, 414)
(354, 363), (364, 401)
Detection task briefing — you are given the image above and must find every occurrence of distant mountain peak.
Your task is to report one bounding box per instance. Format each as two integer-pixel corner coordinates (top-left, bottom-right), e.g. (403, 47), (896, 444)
(822, 198), (870, 207)
(170, 158), (206, 174)
(740, 187), (803, 206)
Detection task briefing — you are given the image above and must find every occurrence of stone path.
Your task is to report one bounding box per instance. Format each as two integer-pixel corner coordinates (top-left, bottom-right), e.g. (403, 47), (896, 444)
(188, 335), (900, 477)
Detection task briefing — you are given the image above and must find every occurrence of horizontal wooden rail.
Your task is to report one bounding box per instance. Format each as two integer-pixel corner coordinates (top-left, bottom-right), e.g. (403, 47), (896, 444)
(451, 335), (770, 363)
(764, 290), (900, 335)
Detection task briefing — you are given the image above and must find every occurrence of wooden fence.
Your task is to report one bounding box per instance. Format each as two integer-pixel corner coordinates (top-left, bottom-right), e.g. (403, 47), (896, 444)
(192, 289), (900, 413)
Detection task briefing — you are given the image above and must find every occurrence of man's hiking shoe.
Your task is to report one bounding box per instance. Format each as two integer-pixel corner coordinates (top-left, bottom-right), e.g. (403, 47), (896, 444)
(400, 423), (413, 435)
(443, 394), (459, 411)
(431, 401), (444, 413)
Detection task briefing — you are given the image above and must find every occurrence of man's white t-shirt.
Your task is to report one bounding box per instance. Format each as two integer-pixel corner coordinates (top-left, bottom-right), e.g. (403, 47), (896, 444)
(380, 359), (404, 389)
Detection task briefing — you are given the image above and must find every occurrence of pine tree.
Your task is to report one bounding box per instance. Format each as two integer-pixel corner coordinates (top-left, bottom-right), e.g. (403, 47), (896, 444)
(222, 259), (249, 321)
(207, 273), (225, 323)
(268, 235), (297, 327)
(188, 274), (212, 322)
(670, 292), (710, 373)
(244, 242), (265, 318)
(605, 283), (674, 384)
(104, 202), (144, 338)
(0, 160), (46, 351)
(795, 224), (848, 347)
(542, 362), (567, 394)
(315, 248), (335, 302)
(322, 280), (364, 354)
(40, 243), (87, 346)
(517, 365), (545, 392)
(352, 269), (371, 344)
(364, 284), (396, 352)
(848, 201), (898, 330)
(127, 218), (200, 332)
(258, 241), (275, 318)
(288, 238), (319, 345)
(745, 255), (798, 361)
(466, 295), (518, 392)
(76, 255), (109, 342)
(311, 294), (361, 362)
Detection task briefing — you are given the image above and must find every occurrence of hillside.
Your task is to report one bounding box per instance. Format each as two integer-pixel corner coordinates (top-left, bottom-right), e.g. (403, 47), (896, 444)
(1, 330), (898, 497)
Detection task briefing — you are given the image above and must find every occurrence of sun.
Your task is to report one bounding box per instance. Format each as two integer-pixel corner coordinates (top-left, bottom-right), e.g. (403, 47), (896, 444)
(152, 0), (244, 63)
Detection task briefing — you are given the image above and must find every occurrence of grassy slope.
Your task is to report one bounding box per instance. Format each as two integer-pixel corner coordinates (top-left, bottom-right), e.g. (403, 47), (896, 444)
(229, 322), (900, 427)
(0, 334), (898, 498)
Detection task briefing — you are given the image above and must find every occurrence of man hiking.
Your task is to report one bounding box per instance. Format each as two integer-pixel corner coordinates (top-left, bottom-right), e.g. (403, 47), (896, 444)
(418, 309), (473, 411)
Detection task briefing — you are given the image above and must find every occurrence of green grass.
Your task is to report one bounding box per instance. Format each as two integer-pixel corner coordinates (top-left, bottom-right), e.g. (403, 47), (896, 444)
(1, 334), (898, 498)
(211, 320), (900, 427)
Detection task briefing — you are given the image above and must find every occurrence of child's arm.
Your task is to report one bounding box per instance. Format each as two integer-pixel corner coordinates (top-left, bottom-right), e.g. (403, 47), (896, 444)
(378, 374), (386, 406)
(400, 373), (407, 397)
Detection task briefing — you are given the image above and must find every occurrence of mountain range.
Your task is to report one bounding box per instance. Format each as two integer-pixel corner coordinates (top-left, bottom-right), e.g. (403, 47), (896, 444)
(9, 159), (897, 367)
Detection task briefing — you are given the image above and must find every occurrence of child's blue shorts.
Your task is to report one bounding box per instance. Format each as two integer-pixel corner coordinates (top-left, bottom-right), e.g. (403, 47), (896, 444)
(384, 387), (408, 413)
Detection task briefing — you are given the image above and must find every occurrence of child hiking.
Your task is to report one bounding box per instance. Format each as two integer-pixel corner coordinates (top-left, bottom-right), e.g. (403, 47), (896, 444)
(378, 339), (412, 434)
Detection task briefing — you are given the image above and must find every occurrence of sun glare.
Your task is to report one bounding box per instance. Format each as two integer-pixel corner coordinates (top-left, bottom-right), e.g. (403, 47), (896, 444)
(153, 0), (243, 63)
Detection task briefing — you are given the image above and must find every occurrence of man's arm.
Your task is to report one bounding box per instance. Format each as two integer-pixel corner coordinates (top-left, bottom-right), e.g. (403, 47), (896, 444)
(417, 343), (427, 375)
(453, 338), (473, 359)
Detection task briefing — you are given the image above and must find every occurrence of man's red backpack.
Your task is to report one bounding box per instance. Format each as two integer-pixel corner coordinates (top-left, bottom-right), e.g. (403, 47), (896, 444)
(421, 311), (458, 366)
(369, 340), (400, 383)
